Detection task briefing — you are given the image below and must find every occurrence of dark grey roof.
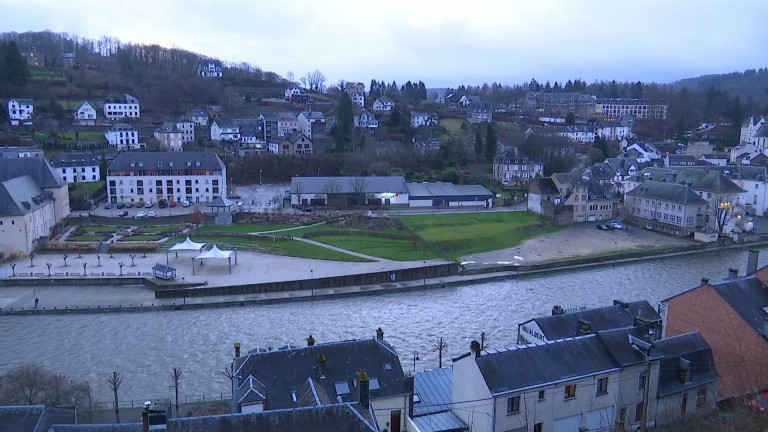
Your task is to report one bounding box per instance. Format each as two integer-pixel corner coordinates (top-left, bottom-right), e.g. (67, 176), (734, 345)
(232, 337), (407, 411)
(524, 300), (660, 341)
(107, 152), (224, 173)
(207, 196), (236, 208)
(50, 152), (99, 167)
(0, 405), (76, 432)
(494, 147), (537, 164)
(595, 327), (665, 367)
(166, 404), (376, 432)
(0, 176), (55, 216)
(413, 368), (453, 416)
(755, 124), (768, 138)
(10, 98), (34, 105)
(48, 424), (143, 432)
(710, 275), (768, 336)
(104, 94), (138, 104)
(584, 164), (612, 180)
(529, 177), (559, 195)
(299, 111), (325, 120)
(291, 176), (408, 194)
(155, 122), (178, 133)
(406, 182), (492, 199)
(0, 158), (65, 188)
(716, 165), (768, 182)
(626, 181), (708, 205)
(189, 109), (206, 117)
(476, 335), (619, 395)
(653, 332), (719, 397)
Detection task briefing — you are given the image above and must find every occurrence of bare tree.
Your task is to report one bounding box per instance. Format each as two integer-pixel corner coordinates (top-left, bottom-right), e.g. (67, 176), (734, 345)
(0, 365), (93, 421)
(106, 371), (123, 423)
(350, 177), (370, 206)
(304, 70), (327, 93)
(285, 71), (295, 83)
(170, 368), (183, 417)
(434, 338), (448, 368)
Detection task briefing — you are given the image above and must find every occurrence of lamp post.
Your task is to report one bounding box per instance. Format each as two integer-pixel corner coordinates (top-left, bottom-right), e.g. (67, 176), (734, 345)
(97, 255), (101, 267)
(259, 170), (263, 185)
(630, 335), (652, 432)
(29, 253), (35, 267)
(423, 261), (426, 286)
(63, 254), (68, 267)
(310, 269), (314, 297)
(412, 352), (419, 374)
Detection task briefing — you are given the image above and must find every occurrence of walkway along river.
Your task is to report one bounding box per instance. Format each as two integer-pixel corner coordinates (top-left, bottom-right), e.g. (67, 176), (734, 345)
(1, 247), (767, 405)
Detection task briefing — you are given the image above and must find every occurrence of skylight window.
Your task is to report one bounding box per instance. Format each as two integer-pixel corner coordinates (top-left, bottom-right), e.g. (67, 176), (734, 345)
(369, 377), (380, 391)
(335, 381), (350, 396)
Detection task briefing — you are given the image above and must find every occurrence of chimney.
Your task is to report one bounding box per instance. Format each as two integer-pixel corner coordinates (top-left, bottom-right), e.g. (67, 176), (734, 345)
(728, 268), (738, 279)
(764, 318), (768, 338)
(701, 277), (710, 286)
(577, 319), (592, 335)
(470, 340), (482, 358)
(376, 327), (384, 341)
(613, 300), (630, 309)
(357, 369), (370, 409)
(747, 250), (760, 275)
(406, 374), (415, 418)
(307, 335), (315, 346)
(317, 354), (326, 377)
(141, 403), (150, 432)
(552, 305), (565, 316)
(234, 342), (241, 358)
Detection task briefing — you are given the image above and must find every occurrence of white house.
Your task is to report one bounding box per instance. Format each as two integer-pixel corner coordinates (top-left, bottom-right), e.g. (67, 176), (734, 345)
(7, 98), (34, 124)
(104, 123), (140, 151)
(297, 110), (325, 139)
(284, 85), (307, 100)
(372, 97), (394, 112)
(410, 111), (436, 128)
(210, 120), (240, 142)
(0, 158), (70, 257)
(50, 152), (101, 183)
(277, 112), (299, 137)
(198, 60), (223, 77)
(740, 116), (766, 144)
(103, 93), (140, 120)
(459, 95), (481, 106)
(73, 101), (97, 126)
(189, 108), (208, 127)
(350, 92), (365, 108)
(354, 110), (378, 129)
(106, 151), (226, 206)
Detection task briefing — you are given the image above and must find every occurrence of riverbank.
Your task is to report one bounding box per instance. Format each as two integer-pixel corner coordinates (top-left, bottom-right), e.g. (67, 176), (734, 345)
(3, 215), (768, 315)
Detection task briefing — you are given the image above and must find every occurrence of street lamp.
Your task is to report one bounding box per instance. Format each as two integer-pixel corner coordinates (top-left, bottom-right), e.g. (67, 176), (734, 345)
(629, 335), (652, 432)
(259, 170), (263, 185)
(310, 269), (314, 297)
(97, 255), (101, 267)
(63, 254), (68, 267)
(412, 352), (419, 374)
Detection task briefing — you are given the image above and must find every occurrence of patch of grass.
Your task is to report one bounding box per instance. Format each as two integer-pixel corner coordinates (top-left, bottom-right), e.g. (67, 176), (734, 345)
(309, 234), (439, 261)
(119, 234), (164, 241)
(398, 211), (563, 260)
(192, 223), (301, 234)
(69, 181), (106, 198)
(134, 225), (188, 234)
(30, 69), (66, 80)
(58, 131), (107, 142)
(440, 118), (465, 135)
(69, 234), (110, 242)
(81, 225), (120, 234)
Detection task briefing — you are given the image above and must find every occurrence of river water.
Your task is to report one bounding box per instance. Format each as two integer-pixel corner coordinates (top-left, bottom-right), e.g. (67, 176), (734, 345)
(1, 247), (765, 405)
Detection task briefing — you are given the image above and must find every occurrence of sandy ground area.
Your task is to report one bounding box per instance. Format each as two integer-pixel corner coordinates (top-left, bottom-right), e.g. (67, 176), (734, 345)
(463, 222), (691, 265)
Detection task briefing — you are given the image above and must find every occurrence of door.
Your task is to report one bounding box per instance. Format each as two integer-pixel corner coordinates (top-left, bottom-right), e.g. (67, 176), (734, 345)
(390, 410), (401, 432)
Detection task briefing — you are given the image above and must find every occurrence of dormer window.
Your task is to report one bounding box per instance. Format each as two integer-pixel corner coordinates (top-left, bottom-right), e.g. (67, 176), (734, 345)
(334, 381), (350, 396)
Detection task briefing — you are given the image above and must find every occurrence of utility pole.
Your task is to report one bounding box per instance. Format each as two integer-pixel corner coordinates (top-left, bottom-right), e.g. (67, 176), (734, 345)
(630, 335), (652, 432)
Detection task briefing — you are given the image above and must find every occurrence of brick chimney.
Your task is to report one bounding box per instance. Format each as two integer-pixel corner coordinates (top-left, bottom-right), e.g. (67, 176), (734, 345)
(307, 335), (315, 346)
(234, 342), (241, 358)
(552, 305), (565, 316)
(748, 250), (760, 274)
(470, 340), (482, 358)
(357, 369), (370, 409)
(728, 268), (738, 279)
(376, 327), (384, 341)
(701, 277), (710, 286)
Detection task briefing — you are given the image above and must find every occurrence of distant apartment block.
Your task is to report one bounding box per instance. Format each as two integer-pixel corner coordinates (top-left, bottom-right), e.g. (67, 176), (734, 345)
(103, 93), (140, 120)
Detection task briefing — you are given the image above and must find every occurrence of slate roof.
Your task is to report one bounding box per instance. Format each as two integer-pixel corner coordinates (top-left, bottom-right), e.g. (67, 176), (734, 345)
(584, 164), (613, 181)
(655, 168), (745, 194)
(522, 300), (661, 341)
(413, 368), (453, 416)
(107, 151), (225, 172)
(0, 158), (65, 188)
(166, 404), (376, 432)
(494, 147), (537, 164)
(0, 405), (76, 432)
(653, 332), (719, 398)
(529, 177), (559, 195)
(282, 132), (311, 144)
(717, 165), (768, 182)
(377, 97), (394, 105)
(406, 182), (493, 199)
(299, 111), (325, 120)
(110, 123), (134, 132)
(755, 124), (768, 138)
(291, 176), (408, 194)
(189, 109), (206, 117)
(104, 94), (138, 104)
(709, 275), (768, 336)
(232, 337), (408, 411)
(476, 335), (619, 395)
(155, 122), (179, 133)
(0, 176), (55, 216)
(626, 181), (708, 205)
(10, 98), (34, 105)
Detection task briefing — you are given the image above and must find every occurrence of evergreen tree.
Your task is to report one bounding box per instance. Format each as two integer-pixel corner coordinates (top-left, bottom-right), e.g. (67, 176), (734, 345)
(485, 122), (498, 162)
(417, 81), (427, 100)
(474, 129), (483, 155)
(0, 41), (29, 87)
(390, 104), (401, 127)
(335, 93), (354, 153)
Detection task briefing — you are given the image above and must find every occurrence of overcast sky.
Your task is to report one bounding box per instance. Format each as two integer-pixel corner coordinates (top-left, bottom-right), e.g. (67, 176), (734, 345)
(1, 0), (765, 88)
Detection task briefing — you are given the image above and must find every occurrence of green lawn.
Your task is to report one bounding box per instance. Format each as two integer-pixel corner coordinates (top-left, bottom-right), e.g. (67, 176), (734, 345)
(309, 235), (439, 261)
(81, 225), (120, 234)
(69, 234), (110, 242)
(69, 181), (106, 197)
(440, 118), (465, 136)
(58, 131), (107, 142)
(119, 235), (165, 241)
(398, 212), (563, 260)
(192, 223), (303, 234)
(134, 225), (189, 234)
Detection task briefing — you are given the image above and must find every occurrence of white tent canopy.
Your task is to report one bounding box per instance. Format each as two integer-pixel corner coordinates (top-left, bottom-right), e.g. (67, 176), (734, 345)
(195, 244), (234, 260)
(170, 237), (206, 252)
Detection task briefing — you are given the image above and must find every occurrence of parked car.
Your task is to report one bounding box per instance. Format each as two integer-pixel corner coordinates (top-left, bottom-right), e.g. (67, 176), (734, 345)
(118, 211), (129, 217)
(126, 202), (134, 208)
(136, 211), (147, 218)
(302, 207), (315, 213)
(596, 224), (610, 231)
(104, 203), (111, 209)
(116, 202), (125, 209)
(610, 222), (624, 230)
(749, 391), (768, 411)
(182, 200), (190, 207)
(169, 201), (177, 208)
(145, 201), (154, 208)
(158, 200), (168, 209)
(136, 201), (144, 208)
(147, 211), (157, 217)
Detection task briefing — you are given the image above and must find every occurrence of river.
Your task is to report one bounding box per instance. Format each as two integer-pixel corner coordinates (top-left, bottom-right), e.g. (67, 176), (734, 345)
(1, 247), (765, 405)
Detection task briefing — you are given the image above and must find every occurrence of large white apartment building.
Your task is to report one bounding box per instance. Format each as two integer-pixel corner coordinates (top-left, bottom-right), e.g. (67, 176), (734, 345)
(106, 151), (226, 206)
(103, 93), (140, 120)
(50, 152), (101, 183)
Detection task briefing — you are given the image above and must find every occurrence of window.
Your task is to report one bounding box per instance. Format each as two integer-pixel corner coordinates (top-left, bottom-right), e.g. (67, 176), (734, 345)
(618, 407), (627, 424)
(596, 377), (608, 395)
(506, 396), (520, 414)
(538, 390), (545, 401)
(638, 373), (646, 392)
(696, 388), (707, 407)
(564, 384), (576, 399)
(635, 402), (644, 422)
(533, 423), (543, 432)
